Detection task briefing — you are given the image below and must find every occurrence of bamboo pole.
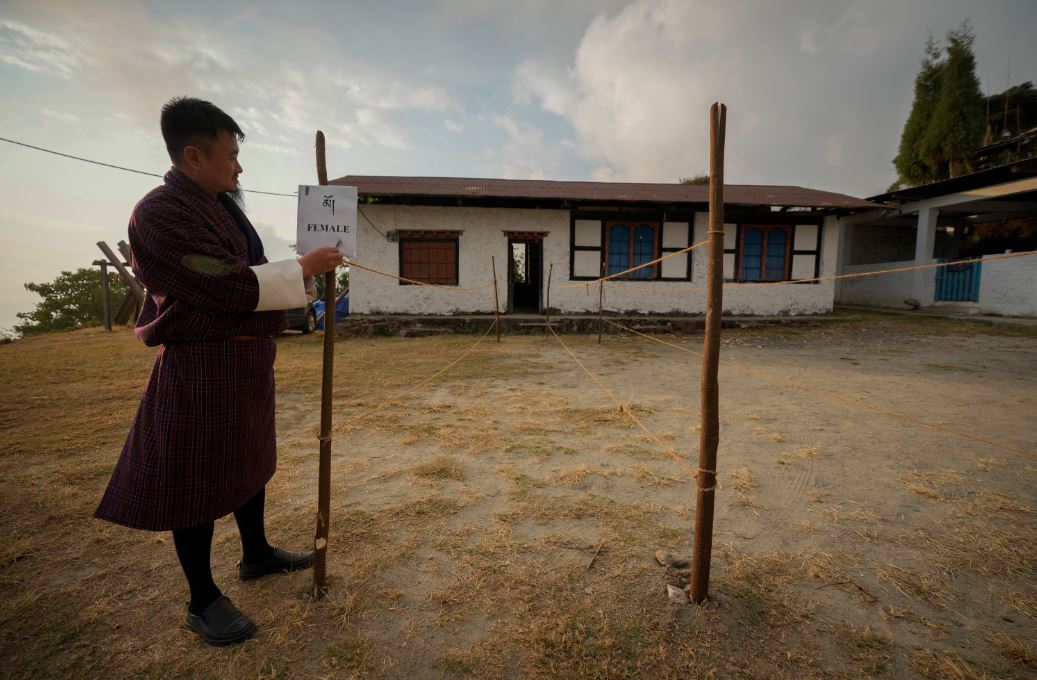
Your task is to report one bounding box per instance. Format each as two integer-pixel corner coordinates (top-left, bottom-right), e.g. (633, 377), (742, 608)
(690, 102), (726, 604)
(491, 256), (501, 342)
(597, 261), (605, 344)
(544, 262), (553, 337)
(98, 261), (111, 331)
(312, 130), (335, 600)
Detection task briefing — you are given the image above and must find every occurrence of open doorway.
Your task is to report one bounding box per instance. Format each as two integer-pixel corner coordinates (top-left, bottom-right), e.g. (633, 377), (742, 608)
(507, 238), (543, 313)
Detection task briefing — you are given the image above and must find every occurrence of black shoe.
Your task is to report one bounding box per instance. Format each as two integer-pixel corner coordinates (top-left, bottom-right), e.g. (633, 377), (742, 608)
(183, 596), (256, 646)
(238, 546), (315, 581)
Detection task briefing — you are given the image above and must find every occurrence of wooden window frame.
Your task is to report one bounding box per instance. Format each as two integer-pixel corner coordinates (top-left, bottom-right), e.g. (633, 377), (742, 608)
(398, 235), (460, 286)
(604, 220), (660, 280)
(736, 224), (792, 282)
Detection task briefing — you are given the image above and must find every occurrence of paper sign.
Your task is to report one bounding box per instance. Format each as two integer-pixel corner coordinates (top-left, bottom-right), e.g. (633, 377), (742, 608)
(296, 185), (358, 257)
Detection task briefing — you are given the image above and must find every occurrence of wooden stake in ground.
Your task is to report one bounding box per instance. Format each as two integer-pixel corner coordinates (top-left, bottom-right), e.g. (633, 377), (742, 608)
(312, 130), (335, 600)
(491, 256), (501, 342)
(597, 261), (605, 344)
(690, 102), (726, 604)
(545, 262), (553, 337)
(93, 259), (112, 332)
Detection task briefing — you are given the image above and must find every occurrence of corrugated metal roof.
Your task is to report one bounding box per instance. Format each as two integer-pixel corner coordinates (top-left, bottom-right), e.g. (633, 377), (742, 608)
(330, 175), (881, 210)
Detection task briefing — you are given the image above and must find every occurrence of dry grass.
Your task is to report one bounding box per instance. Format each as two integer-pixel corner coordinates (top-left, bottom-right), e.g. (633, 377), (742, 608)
(875, 564), (958, 610)
(778, 444), (823, 466)
(985, 632), (1035, 666)
(2, 326), (1035, 679)
(975, 457), (1008, 471)
(908, 648), (987, 679)
(898, 467), (967, 500)
(411, 456), (465, 482)
(729, 466), (758, 494)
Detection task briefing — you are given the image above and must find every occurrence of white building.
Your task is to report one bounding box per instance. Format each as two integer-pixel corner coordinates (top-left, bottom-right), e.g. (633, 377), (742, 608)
(331, 176), (878, 317)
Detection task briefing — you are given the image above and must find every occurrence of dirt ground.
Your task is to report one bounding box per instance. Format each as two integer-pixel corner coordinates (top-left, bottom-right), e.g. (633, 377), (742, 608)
(0, 311), (1035, 679)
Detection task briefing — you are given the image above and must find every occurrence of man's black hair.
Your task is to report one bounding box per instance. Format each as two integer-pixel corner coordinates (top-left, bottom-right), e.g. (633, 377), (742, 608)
(160, 97), (245, 164)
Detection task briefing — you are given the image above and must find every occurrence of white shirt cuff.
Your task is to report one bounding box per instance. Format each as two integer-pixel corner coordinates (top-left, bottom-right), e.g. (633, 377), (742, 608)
(250, 259), (308, 311)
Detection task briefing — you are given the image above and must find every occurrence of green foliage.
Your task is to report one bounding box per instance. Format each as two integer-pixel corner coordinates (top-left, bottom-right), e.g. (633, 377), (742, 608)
(14, 268), (128, 336)
(679, 174), (710, 185)
(985, 81), (1037, 136)
(893, 21), (986, 187)
(313, 267), (350, 299)
(922, 21), (984, 178)
(894, 36), (943, 187)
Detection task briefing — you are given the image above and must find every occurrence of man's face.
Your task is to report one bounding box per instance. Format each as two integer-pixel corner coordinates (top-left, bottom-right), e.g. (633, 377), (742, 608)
(186, 130), (242, 195)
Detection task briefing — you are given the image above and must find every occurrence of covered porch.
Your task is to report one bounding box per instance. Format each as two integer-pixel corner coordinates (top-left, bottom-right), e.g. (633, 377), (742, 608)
(836, 160), (1037, 316)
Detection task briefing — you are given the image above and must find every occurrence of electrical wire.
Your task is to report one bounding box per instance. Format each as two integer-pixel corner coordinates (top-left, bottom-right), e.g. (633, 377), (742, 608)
(0, 135), (298, 197)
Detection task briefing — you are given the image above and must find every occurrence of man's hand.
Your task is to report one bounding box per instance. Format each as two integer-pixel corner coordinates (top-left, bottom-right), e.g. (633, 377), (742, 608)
(298, 247), (345, 277)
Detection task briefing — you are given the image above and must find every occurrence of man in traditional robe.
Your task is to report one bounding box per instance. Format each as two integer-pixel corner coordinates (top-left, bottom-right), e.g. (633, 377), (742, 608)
(96, 97), (343, 646)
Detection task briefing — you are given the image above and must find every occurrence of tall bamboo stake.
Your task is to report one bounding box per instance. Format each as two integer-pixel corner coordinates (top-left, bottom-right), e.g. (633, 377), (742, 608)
(597, 261), (605, 344)
(544, 262), (553, 337)
(491, 256), (501, 342)
(690, 102), (726, 604)
(93, 259), (112, 332)
(312, 130), (335, 599)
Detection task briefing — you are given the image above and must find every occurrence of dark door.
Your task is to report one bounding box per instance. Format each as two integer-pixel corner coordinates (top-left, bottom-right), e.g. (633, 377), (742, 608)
(508, 239), (543, 313)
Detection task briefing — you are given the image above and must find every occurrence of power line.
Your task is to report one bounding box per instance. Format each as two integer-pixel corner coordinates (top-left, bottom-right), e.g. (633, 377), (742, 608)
(0, 136), (298, 197)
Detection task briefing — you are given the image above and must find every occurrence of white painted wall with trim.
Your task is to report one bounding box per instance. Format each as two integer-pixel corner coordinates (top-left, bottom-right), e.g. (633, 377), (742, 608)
(978, 253), (1037, 316)
(351, 205), (839, 316)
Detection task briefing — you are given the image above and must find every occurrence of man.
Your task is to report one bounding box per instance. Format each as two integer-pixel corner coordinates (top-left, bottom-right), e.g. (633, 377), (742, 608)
(95, 97), (343, 646)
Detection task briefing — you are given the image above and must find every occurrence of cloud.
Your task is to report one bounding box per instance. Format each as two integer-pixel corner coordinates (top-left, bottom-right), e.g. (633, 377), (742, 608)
(508, 0), (917, 193)
(41, 108), (79, 122)
(444, 118), (464, 133)
(490, 113), (551, 179)
(0, 20), (80, 78)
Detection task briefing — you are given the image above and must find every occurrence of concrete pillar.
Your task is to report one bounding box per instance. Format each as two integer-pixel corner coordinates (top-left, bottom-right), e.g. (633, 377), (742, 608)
(912, 207), (938, 304)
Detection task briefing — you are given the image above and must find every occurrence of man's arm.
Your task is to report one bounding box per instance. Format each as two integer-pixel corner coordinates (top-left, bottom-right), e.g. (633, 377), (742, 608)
(131, 204), (342, 313)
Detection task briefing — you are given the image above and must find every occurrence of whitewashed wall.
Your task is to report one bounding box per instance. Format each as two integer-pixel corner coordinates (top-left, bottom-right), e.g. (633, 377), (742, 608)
(351, 205), (839, 316)
(351, 204), (564, 314)
(978, 252), (1037, 316)
(837, 259), (932, 308)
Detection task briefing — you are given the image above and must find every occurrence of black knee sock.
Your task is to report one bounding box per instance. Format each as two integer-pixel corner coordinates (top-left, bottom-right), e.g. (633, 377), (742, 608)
(172, 522), (221, 615)
(234, 486), (273, 564)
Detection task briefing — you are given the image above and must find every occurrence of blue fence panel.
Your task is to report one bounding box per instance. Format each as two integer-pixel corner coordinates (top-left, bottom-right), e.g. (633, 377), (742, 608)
(935, 259), (981, 302)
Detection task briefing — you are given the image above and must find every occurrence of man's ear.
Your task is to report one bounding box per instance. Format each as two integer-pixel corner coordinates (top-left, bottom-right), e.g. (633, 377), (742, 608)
(182, 145), (203, 168)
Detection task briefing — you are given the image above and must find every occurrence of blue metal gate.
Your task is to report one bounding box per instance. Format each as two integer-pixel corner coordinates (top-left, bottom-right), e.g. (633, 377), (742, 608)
(934, 259), (981, 302)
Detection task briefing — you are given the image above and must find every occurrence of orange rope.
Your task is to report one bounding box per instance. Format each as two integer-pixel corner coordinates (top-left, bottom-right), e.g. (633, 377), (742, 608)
(595, 249), (1037, 296)
(551, 240), (709, 289)
(333, 320), (497, 433)
(546, 324), (703, 482)
(605, 319), (1037, 459)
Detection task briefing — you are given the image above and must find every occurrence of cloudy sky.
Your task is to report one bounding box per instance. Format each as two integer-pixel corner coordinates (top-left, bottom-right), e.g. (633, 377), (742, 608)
(1, 0), (1034, 331)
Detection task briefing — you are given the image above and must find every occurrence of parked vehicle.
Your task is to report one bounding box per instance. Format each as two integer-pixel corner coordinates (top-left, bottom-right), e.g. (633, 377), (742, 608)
(284, 302), (318, 334)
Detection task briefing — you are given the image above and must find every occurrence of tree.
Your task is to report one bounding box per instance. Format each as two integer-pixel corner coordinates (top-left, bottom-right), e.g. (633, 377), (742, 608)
(679, 174), (710, 185)
(14, 268), (128, 336)
(894, 35), (944, 187)
(313, 267), (350, 299)
(921, 21), (985, 178)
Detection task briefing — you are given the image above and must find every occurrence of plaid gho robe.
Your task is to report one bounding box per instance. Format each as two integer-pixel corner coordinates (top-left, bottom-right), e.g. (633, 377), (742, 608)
(95, 169), (288, 531)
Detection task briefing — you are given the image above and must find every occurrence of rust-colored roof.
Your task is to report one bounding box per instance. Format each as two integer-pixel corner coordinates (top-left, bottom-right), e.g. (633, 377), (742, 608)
(330, 175), (880, 210)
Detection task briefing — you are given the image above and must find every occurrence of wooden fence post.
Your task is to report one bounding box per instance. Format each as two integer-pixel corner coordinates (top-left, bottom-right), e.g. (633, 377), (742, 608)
(312, 130), (335, 600)
(597, 261), (606, 344)
(491, 256), (502, 342)
(690, 102), (726, 604)
(545, 263), (553, 337)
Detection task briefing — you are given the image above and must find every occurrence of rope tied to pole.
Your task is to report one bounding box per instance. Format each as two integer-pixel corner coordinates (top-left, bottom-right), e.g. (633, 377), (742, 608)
(551, 240), (709, 289)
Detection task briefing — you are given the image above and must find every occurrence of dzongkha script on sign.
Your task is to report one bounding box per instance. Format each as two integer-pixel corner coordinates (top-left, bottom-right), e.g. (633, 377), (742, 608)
(296, 185), (358, 257)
